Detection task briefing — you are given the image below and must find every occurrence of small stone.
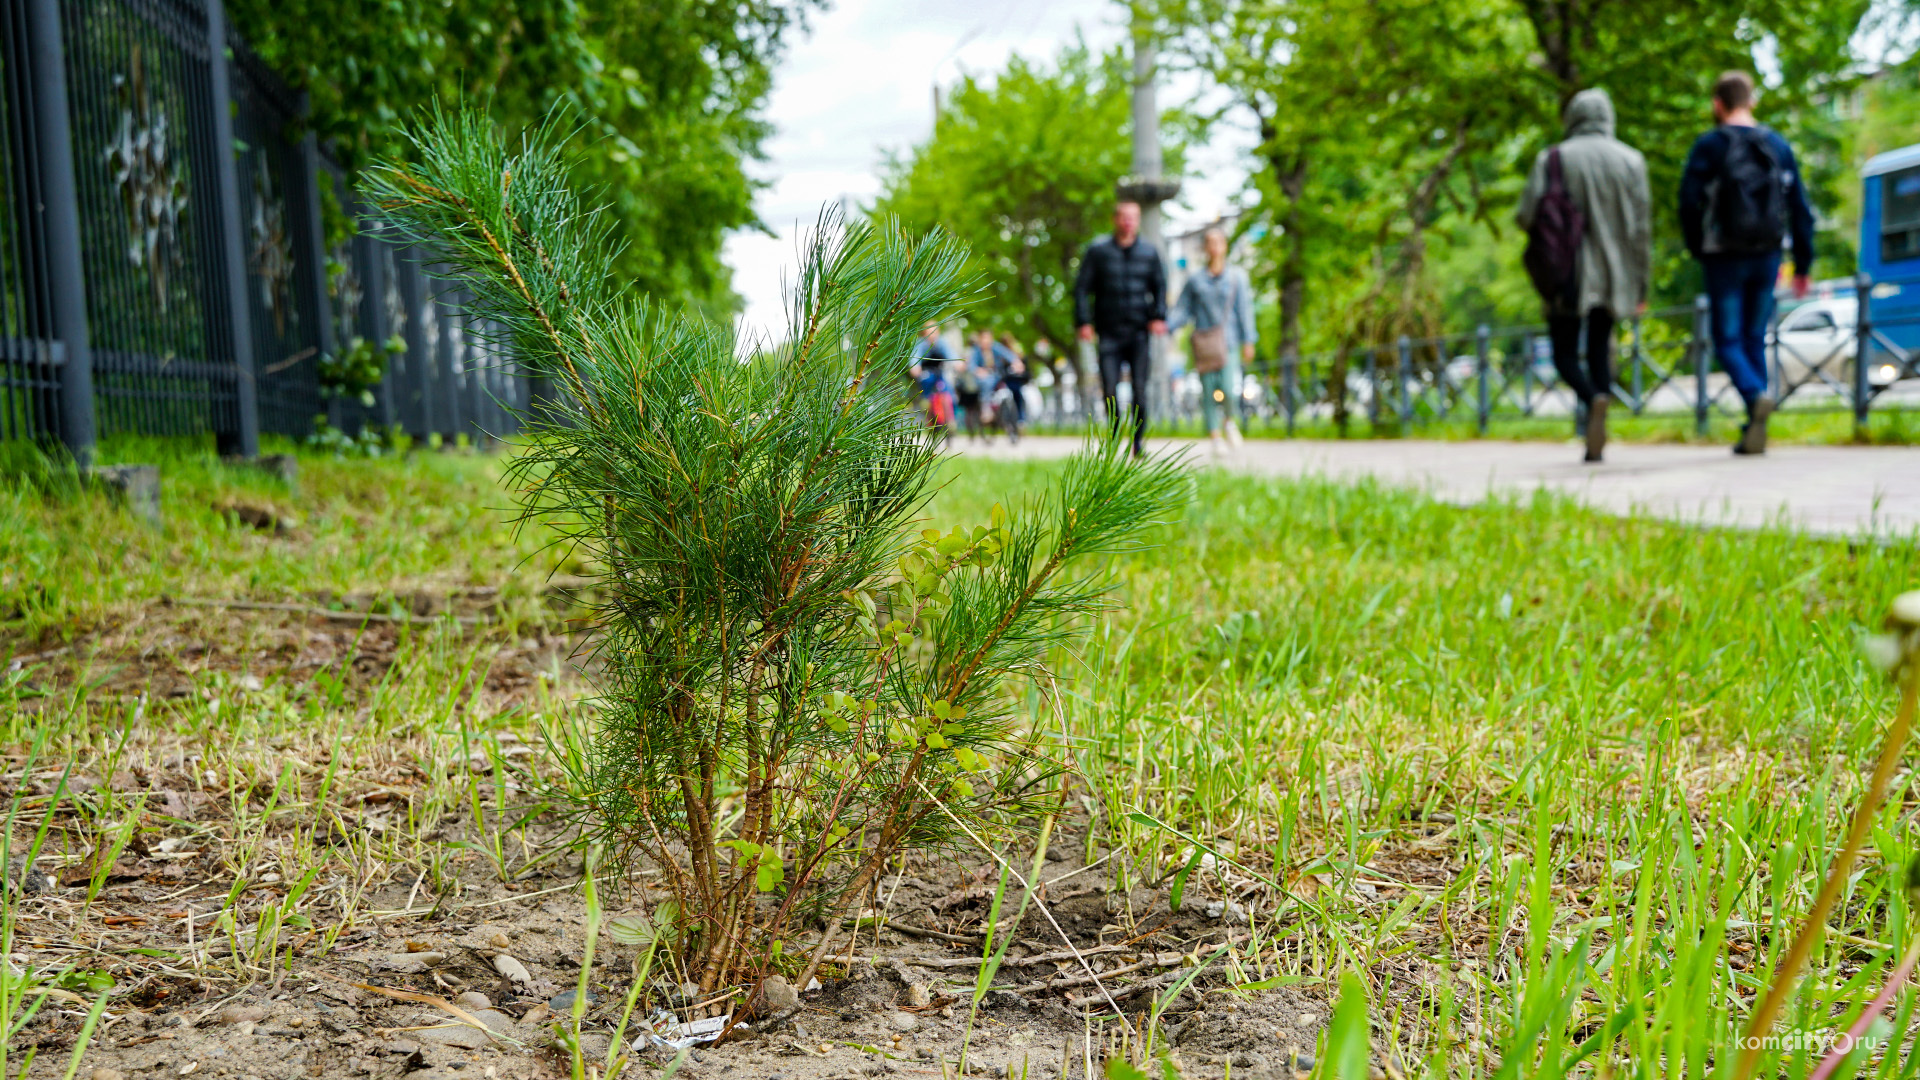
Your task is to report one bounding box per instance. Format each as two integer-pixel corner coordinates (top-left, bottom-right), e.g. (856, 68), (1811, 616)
(491, 954), (532, 985)
(470, 1010), (515, 1032)
(380, 953), (446, 973)
(235, 1021), (255, 1037)
(415, 1024), (489, 1050)
(1892, 590), (1920, 628)
(887, 1012), (920, 1034)
(903, 983), (931, 1007)
(759, 975), (800, 1013)
(218, 1006), (268, 1025)
(520, 1004), (550, 1026)
(287, 1017), (304, 1029)
(5, 860), (54, 897)
(547, 989), (596, 1013)
(92, 1069), (125, 1080)
(452, 992), (491, 1012)
(90, 464), (161, 523)
(487, 932), (512, 950)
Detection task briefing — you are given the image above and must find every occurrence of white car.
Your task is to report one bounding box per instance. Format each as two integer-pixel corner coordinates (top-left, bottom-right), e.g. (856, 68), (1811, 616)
(1772, 298), (1901, 389)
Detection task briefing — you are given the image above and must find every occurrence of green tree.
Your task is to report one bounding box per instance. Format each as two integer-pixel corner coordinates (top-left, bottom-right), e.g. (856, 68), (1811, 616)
(873, 44), (1167, 349)
(369, 109), (1186, 992)
(228, 0), (816, 310)
(1160, 0), (1881, 371)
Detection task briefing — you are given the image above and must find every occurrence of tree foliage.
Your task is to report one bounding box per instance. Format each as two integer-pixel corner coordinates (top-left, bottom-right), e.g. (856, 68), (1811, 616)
(1158, 0), (1886, 362)
(366, 108), (1187, 990)
(228, 0), (816, 310)
(873, 44), (1175, 345)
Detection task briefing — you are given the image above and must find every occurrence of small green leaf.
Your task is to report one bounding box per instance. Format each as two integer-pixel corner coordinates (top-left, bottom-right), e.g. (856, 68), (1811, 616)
(1169, 846), (1204, 912)
(826, 716), (850, 734)
(604, 914), (657, 945)
(925, 732), (950, 749)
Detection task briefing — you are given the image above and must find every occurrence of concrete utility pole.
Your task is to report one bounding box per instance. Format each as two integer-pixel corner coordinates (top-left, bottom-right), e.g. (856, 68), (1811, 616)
(1119, 11), (1179, 423)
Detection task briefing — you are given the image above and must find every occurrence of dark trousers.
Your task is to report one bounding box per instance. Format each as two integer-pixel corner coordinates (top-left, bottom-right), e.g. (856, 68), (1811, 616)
(1702, 253), (1781, 408)
(1547, 307), (1615, 405)
(1097, 333), (1152, 453)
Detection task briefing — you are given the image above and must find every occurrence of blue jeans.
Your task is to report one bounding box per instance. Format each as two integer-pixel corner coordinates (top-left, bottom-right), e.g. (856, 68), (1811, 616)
(1702, 253), (1781, 409)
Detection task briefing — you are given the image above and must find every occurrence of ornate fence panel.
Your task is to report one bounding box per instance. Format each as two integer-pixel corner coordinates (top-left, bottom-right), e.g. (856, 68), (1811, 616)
(0, 0), (522, 462)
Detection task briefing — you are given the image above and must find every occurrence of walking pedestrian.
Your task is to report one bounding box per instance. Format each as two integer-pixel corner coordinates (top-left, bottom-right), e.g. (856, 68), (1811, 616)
(1516, 88), (1651, 463)
(1074, 201), (1169, 457)
(967, 329), (1019, 439)
(1678, 70), (1815, 456)
(1168, 226), (1256, 456)
(909, 321), (954, 433)
(997, 332), (1031, 425)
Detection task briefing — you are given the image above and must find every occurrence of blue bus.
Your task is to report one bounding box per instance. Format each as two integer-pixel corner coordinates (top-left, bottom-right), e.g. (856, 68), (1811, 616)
(1861, 144), (1920, 364)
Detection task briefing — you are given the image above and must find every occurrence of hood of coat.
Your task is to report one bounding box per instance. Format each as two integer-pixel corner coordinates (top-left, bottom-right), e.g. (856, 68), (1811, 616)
(1562, 89), (1615, 139)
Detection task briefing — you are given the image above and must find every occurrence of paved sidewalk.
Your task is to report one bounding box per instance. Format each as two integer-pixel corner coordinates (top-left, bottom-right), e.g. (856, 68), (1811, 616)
(952, 435), (1920, 536)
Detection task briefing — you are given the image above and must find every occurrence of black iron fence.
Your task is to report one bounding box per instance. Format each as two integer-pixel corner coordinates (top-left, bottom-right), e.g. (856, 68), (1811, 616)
(1242, 274), (1920, 436)
(0, 0), (524, 462)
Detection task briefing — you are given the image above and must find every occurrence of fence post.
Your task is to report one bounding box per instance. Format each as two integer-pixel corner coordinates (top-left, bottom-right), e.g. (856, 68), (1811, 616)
(19, 0), (96, 463)
(1283, 351), (1297, 436)
(1363, 348), (1378, 426)
(1475, 325), (1490, 435)
(204, 0), (260, 458)
(1855, 272), (1873, 437)
(1521, 332), (1535, 413)
(1692, 293), (1711, 437)
(1630, 315), (1643, 413)
(1396, 335), (1412, 428)
(296, 121), (334, 424)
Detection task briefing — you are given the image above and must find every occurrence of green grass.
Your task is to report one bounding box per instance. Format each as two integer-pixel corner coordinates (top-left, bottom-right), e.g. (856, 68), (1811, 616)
(924, 458), (1920, 1077)
(0, 438), (562, 644)
(8, 441), (1920, 1077)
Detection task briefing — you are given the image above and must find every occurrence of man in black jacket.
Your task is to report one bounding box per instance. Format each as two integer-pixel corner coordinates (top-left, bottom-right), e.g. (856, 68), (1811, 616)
(1074, 201), (1168, 456)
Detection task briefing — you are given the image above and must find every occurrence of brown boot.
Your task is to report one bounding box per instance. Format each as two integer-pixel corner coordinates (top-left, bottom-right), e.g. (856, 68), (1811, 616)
(1583, 396), (1608, 463)
(1736, 398), (1774, 456)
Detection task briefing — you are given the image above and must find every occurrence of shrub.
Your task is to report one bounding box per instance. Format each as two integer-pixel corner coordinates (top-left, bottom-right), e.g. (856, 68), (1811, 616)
(367, 108), (1185, 992)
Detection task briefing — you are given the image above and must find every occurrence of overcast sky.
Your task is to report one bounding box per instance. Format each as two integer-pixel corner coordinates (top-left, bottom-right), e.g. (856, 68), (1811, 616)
(722, 0), (1254, 342)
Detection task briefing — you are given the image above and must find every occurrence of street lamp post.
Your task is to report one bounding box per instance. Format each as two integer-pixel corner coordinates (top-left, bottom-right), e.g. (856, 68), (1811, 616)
(1119, 16), (1180, 431)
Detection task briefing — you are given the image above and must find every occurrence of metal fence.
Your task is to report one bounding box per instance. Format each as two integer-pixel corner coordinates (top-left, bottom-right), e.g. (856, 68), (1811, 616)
(1245, 274), (1920, 436)
(1016, 276), (1920, 438)
(0, 0), (524, 462)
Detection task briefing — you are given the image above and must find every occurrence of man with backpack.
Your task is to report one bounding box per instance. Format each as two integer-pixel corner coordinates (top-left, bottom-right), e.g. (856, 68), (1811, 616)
(1517, 88), (1652, 463)
(1679, 70), (1816, 456)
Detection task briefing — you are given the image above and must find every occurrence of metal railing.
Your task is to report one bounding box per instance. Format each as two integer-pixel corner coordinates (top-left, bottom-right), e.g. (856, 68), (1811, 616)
(0, 0), (524, 462)
(1241, 275), (1920, 437)
(1011, 274), (1920, 438)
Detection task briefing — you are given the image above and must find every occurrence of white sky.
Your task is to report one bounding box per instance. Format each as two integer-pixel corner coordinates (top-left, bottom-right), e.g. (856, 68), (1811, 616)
(722, 0), (1255, 342)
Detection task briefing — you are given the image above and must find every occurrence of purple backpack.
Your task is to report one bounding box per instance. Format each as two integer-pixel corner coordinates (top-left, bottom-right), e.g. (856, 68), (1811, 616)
(1523, 146), (1585, 303)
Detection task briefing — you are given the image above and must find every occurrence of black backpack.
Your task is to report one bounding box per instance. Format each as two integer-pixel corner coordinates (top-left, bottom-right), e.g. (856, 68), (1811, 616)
(1710, 126), (1788, 254)
(1523, 147), (1585, 303)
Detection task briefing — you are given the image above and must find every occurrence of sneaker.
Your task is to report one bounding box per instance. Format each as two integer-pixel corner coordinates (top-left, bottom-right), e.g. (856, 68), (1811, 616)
(1224, 420), (1243, 448)
(1738, 398), (1774, 456)
(1583, 397), (1608, 463)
